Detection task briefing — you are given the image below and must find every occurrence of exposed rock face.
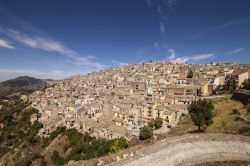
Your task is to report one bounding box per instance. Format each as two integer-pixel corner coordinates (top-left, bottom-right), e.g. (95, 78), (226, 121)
(108, 134), (250, 166)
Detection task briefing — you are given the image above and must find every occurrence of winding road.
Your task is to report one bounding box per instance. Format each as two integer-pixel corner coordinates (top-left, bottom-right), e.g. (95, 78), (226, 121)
(108, 133), (250, 166)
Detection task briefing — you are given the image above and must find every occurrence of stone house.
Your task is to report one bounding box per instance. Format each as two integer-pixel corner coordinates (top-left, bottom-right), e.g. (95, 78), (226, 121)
(176, 77), (187, 87)
(225, 69), (250, 91)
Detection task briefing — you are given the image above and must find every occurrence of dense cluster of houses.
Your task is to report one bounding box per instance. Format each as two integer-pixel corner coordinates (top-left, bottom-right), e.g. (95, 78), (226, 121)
(30, 61), (250, 140)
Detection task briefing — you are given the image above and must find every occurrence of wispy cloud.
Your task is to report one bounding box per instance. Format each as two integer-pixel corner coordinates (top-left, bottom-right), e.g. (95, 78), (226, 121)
(167, 48), (176, 59)
(0, 28), (105, 69)
(0, 38), (14, 49)
(192, 18), (250, 38)
(146, 0), (177, 35)
(0, 6), (105, 71)
(191, 53), (215, 61)
(205, 18), (250, 31)
(146, 0), (154, 7)
(172, 53), (215, 63)
(172, 57), (189, 63)
(226, 48), (245, 55)
(160, 22), (166, 35)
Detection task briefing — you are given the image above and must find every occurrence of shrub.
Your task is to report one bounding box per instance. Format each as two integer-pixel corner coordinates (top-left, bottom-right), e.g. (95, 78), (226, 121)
(232, 109), (240, 115)
(50, 126), (66, 140)
(147, 118), (163, 130)
(234, 116), (241, 121)
(42, 137), (50, 147)
(22, 159), (32, 166)
(42, 126), (66, 147)
(181, 113), (185, 117)
(154, 117), (163, 129)
(32, 120), (43, 130)
(66, 128), (83, 146)
(51, 151), (65, 166)
(32, 153), (43, 160)
(109, 137), (128, 153)
(2, 114), (14, 127)
(0, 147), (9, 157)
(148, 120), (154, 128)
(239, 127), (250, 135)
(139, 126), (153, 140)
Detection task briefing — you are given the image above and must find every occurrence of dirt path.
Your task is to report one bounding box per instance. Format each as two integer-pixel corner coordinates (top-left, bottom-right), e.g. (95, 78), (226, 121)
(107, 133), (250, 166)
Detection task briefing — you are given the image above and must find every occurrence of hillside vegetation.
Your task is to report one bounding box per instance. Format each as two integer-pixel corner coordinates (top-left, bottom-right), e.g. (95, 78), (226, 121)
(0, 100), (128, 166)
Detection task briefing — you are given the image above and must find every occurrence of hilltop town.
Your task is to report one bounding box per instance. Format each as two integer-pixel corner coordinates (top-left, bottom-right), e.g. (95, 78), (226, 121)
(29, 61), (250, 140)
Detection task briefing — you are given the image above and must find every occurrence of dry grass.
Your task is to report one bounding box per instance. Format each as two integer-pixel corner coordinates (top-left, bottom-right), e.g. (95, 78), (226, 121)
(162, 98), (250, 136)
(167, 115), (196, 136)
(206, 99), (249, 134)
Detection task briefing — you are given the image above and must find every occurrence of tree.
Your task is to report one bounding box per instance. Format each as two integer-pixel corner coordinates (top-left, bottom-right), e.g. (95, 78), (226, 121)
(241, 79), (250, 90)
(154, 117), (163, 129)
(187, 69), (193, 78)
(213, 85), (225, 95)
(2, 114), (13, 127)
(51, 151), (65, 166)
(148, 118), (163, 130)
(188, 99), (214, 132)
(109, 137), (128, 153)
(139, 126), (153, 140)
(148, 120), (154, 128)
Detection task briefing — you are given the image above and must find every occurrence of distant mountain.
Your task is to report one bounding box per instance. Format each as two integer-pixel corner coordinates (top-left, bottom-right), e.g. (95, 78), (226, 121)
(0, 76), (47, 99)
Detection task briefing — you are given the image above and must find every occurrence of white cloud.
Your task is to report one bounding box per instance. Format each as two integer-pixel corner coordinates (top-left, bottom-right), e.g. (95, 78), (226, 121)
(146, 0), (154, 7)
(160, 22), (166, 35)
(154, 42), (159, 49)
(167, 48), (176, 59)
(0, 28), (105, 69)
(205, 18), (250, 31)
(147, 0), (177, 35)
(226, 48), (245, 55)
(191, 53), (215, 61)
(172, 53), (215, 63)
(171, 57), (189, 63)
(0, 39), (15, 49)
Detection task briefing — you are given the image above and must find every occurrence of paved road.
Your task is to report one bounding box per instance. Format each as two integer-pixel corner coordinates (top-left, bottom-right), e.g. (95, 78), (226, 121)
(108, 133), (250, 166)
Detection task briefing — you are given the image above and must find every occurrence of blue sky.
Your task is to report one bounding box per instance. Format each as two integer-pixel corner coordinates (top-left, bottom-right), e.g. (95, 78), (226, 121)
(0, 0), (250, 81)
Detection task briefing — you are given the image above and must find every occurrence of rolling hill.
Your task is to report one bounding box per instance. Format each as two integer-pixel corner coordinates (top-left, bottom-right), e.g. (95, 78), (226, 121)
(0, 76), (47, 99)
